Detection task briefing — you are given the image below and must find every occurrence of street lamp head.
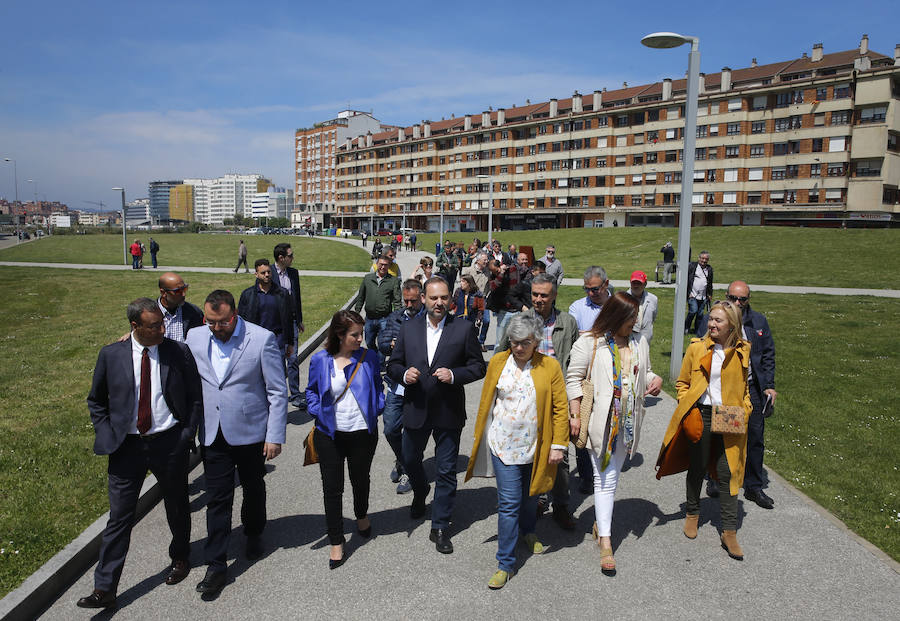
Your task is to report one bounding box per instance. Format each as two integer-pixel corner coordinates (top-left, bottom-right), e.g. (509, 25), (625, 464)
(476, 174), (490, 179)
(641, 32), (695, 49)
(112, 187), (124, 191)
(3, 158), (13, 162)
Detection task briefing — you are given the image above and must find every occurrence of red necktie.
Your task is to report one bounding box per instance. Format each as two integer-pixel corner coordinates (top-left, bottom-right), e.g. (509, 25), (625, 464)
(137, 347), (152, 434)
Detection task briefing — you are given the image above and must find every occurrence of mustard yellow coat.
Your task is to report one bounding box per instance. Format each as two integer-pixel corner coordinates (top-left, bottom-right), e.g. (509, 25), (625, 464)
(465, 351), (571, 497)
(656, 337), (753, 496)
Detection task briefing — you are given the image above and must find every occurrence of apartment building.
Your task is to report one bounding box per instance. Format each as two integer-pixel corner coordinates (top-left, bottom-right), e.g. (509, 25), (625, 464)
(334, 37), (900, 230)
(148, 181), (182, 223)
(295, 110), (393, 229)
(183, 174), (271, 225)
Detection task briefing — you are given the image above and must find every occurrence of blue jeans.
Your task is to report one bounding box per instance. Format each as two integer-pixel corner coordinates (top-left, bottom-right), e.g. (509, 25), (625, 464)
(402, 424), (461, 529)
(491, 453), (537, 572)
(495, 310), (519, 346)
(131, 255), (140, 269)
(685, 298), (704, 334)
(382, 382), (404, 465)
(478, 309), (491, 345)
(286, 324), (301, 400)
(364, 317), (386, 364)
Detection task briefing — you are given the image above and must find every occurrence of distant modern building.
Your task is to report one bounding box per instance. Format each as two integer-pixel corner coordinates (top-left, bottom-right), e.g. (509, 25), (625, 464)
(295, 110), (394, 229)
(252, 186), (294, 221)
(168, 184), (194, 223)
(184, 174), (271, 225)
(125, 198), (151, 227)
(332, 37), (900, 230)
(148, 181), (182, 223)
(49, 213), (71, 228)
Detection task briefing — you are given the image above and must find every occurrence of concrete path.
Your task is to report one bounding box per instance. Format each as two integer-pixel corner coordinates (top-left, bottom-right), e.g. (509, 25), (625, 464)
(39, 324), (900, 620)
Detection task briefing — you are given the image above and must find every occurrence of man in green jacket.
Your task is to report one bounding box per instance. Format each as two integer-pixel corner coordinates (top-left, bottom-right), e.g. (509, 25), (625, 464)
(496, 272), (579, 530)
(354, 255), (402, 360)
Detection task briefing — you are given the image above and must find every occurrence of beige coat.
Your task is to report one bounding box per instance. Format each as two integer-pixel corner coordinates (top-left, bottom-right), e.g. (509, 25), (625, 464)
(565, 333), (659, 458)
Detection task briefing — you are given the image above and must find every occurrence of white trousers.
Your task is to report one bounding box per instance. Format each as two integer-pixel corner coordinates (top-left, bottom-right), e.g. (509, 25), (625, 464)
(589, 434), (627, 538)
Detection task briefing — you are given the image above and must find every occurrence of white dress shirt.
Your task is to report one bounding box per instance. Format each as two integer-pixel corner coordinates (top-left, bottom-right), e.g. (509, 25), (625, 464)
(701, 344), (725, 406)
(425, 315), (447, 366)
(209, 317), (244, 383)
(130, 334), (176, 434)
(331, 360), (368, 432)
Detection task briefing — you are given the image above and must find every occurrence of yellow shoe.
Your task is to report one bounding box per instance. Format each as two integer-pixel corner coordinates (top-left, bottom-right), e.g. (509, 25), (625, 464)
(522, 533), (544, 554)
(488, 569), (513, 589)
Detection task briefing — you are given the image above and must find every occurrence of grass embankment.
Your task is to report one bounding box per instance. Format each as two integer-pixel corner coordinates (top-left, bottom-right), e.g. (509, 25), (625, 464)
(556, 286), (900, 562)
(412, 227), (900, 289)
(0, 234), (370, 272)
(0, 268), (354, 597)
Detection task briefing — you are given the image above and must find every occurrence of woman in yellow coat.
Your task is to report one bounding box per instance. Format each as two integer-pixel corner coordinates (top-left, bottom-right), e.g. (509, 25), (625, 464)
(465, 313), (570, 589)
(656, 300), (752, 560)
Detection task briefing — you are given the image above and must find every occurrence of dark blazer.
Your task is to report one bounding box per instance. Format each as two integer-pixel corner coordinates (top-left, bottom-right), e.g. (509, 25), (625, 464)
(238, 281), (295, 346)
(179, 301), (204, 339)
(685, 261), (714, 300)
(695, 306), (775, 394)
(275, 265), (303, 326)
(87, 338), (203, 455)
(387, 314), (486, 430)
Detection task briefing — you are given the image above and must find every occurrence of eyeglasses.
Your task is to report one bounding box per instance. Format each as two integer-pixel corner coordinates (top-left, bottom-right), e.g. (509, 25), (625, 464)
(583, 286), (604, 294)
(206, 314), (236, 329)
(510, 339), (534, 348)
(726, 294), (749, 303)
(713, 300), (734, 308)
(163, 284), (189, 293)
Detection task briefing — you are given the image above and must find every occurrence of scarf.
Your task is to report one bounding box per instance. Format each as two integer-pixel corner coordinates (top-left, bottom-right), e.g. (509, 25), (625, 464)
(602, 333), (639, 469)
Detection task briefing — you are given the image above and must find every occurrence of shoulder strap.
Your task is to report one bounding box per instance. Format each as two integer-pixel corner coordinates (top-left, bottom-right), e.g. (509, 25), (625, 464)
(335, 349), (366, 402)
(586, 335), (600, 377)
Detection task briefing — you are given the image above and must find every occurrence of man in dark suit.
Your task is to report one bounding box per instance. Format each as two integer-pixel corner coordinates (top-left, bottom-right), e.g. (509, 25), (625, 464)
(387, 277), (486, 554)
(272, 243), (305, 409)
(78, 298), (202, 609)
(238, 259), (295, 359)
(684, 250), (713, 334)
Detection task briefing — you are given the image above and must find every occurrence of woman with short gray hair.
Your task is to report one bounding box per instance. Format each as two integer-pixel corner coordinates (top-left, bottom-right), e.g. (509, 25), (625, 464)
(465, 313), (570, 589)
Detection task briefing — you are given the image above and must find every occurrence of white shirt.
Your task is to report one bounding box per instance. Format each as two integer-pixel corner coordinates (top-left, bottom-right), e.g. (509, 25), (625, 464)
(701, 344), (725, 406)
(209, 317), (244, 383)
(331, 360), (368, 432)
(690, 265), (708, 300)
(130, 334), (176, 434)
(425, 315), (446, 367)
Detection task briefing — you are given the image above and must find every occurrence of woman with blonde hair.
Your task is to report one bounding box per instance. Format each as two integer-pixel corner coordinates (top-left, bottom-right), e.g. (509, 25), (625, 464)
(566, 292), (661, 576)
(412, 256), (434, 286)
(656, 300), (752, 560)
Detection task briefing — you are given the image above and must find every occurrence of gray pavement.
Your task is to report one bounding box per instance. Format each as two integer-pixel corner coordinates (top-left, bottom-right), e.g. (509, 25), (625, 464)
(38, 320), (900, 620)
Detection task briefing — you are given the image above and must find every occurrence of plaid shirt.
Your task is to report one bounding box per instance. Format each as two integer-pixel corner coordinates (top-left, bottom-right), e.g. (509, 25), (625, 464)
(537, 309), (557, 359)
(158, 299), (185, 342)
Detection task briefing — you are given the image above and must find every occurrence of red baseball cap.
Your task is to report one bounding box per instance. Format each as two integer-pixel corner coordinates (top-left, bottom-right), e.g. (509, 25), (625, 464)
(630, 270), (648, 284)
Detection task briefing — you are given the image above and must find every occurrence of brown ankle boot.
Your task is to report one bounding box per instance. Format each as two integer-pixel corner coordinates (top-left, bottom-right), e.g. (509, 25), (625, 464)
(720, 530), (744, 560)
(683, 514), (699, 539)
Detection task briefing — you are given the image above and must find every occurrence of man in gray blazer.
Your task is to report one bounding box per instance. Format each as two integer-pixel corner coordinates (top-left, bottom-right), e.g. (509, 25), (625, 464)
(185, 290), (287, 597)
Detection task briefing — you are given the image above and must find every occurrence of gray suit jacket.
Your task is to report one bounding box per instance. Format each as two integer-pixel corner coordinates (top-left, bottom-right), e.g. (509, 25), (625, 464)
(186, 318), (287, 447)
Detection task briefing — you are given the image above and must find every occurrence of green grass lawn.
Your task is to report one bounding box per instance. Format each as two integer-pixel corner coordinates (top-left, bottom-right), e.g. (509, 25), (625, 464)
(0, 267), (355, 597)
(0, 234), (370, 272)
(413, 227), (900, 289)
(557, 286), (900, 561)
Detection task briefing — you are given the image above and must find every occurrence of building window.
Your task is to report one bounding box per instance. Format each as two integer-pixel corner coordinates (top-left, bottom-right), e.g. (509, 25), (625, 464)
(695, 147), (707, 160)
(724, 168), (738, 182)
(888, 133), (900, 153)
(772, 142), (788, 156)
(726, 122), (741, 136)
(812, 138), (823, 152)
(646, 151), (658, 163)
(616, 115), (629, 127)
(775, 90), (803, 107)
(752, 95), (767, 110)
(631, 196), (642, 206)
(747, 192), (761, 205)
(748, 167), (763, 181)
(723, 191), (737, 204)
(834, 84), (850, 99)
(770, 191), (785, 204)
(648, 109), (659, 122)
(859, 107), (887, 123)
(825, 189), (844, 202)
(786, 165), (799, 178)
(831, 110), (850, 125)
(728, 98), (742, 111)
(855, 160), (882, 177)
(808, 189), (819, 203)
(665, 150), (678, 163)
(827, 163), (846, 176)
(810, 163), (821, 177)
(828, 136), (846, 152)
(815, 87), (828, 101)
(597, 116), (608, 127)
(696, 125), (708, 138)
(771, 166), (786, 180)
(708, 169), (717, 182)
(709, 124), (719, 136)
(725, 145), (739, 158)
(751, 121), (766, 134)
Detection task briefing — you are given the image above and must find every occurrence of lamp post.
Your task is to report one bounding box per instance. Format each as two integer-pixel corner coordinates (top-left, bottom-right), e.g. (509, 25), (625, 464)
(4, 158), (18, 241)
(642, 31), (700, 380)
(27, 179), (41, 233)
(439, 184), (445, 249)
(477, 174), (493, 246)
(112, 187), (128, 266)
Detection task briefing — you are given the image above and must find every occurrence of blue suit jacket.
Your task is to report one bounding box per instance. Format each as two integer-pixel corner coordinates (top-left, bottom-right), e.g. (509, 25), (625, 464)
(305, 348), (385, 438)
(87, 338), (202, 455)
(186, 318), (288, 446)
(386, 314), (486, 429)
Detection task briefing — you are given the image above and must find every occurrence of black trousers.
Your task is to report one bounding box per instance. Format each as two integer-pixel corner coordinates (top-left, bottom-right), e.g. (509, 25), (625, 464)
(686, 405), (738, 531)
(201, 429), (266, 572)
(94, 426), (190, 592)
(743, 387), (766, 492)
(315, 428), (378, 545)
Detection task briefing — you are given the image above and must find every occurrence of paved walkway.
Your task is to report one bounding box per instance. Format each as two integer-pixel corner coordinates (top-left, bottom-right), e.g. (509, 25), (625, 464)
(2, 234), (898, 298)
(39, 319), (900, 620)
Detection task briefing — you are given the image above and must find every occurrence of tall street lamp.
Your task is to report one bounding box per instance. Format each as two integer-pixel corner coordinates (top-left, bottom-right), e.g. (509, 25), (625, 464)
(477, 174), (493, 246)
(642, 31), (701, 380)
(4, 158), (19, 241)
(112, 187), (128, 266)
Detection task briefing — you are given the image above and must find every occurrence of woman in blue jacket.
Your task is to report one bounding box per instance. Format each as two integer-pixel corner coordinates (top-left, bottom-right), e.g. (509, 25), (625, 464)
(306, 310), (385, 569)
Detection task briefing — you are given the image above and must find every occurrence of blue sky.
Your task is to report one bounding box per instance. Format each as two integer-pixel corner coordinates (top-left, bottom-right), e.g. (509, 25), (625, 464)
(1, 0), (895, 211)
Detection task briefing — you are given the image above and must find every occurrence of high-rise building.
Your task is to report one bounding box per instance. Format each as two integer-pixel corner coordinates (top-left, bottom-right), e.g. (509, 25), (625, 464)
(295, 110), (394, 229)
(125, 198), (151, 226)
(148, 181), (182, 222)
(168, 184), (194, 222)
(184, 174), (271, 225)
(333, 37), (900, 230)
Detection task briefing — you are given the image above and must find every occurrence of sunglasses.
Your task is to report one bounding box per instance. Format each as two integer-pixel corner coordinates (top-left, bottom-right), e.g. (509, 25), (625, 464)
(583, 286), (604, 294)
(163, 284), (189, 293)
(726, 294), (749, 303)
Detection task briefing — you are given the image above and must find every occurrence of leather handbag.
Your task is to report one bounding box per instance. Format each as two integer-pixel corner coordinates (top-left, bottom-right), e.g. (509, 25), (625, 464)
(711, 405), (746, 435)
(303, 350), (366, 466)
(575, 337), (600, 449)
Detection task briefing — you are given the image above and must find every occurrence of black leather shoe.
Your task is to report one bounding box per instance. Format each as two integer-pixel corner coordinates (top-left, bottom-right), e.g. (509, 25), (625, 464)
(429, 528), (453, 554)
(410, 486), (429, 519)
(706, 478), (720, 498)
(552, 507), (577, 531)
(745, 488), (775, 509)
(76, 589), (116, 609)
(245, 535), (264, 560)
(195, 569), (227, 595)
(165, 559), (190, 585)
